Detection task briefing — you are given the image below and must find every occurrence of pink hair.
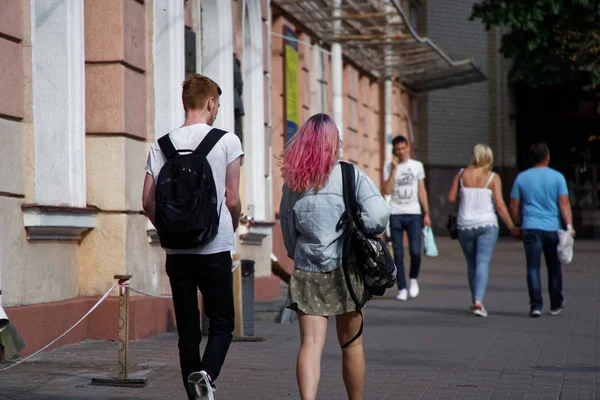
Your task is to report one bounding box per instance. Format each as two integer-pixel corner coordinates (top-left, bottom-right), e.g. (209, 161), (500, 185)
(282, 113), (341, 193)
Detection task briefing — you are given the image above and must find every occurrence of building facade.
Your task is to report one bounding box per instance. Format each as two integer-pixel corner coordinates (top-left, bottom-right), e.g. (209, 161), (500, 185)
(0, 0), (483, 356)
(417, 0), (519, 234)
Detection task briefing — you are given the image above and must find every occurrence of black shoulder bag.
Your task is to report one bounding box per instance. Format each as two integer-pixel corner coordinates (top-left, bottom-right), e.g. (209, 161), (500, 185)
(338, 162), (397, 348)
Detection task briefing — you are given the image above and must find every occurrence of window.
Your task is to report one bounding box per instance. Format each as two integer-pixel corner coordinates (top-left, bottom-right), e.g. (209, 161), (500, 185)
(185, 26), (197, 77)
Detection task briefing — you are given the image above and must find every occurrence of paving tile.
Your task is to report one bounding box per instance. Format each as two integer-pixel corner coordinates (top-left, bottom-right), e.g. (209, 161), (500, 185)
(0, 239), (597, 399)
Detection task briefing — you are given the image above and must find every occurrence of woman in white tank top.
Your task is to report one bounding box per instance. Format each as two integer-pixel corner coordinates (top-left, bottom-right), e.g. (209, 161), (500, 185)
(447, 144), (519, 317)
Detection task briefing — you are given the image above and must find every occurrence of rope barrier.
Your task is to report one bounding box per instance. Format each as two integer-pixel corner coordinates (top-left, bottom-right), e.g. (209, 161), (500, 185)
(0, 261), (243, 374)
(126, 262), (239, 299)
(0, 282), (119, 373)
(129, 288), (172, 299)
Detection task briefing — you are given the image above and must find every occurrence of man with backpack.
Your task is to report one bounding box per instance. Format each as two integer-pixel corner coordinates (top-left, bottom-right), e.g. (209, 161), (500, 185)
(142, 74), (243, 400)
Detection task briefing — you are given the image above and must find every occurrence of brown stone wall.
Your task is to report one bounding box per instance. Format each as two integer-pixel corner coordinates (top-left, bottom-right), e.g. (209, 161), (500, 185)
(84, 0), (147, 140)
(0, 1), (24, 121)
(0, 1), (25, 198)
(7, 295), (176, 357)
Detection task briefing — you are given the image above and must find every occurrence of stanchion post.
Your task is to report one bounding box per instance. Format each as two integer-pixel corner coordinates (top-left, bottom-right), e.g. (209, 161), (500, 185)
(115, 274), (131, 380)
(91, 275), (147, 388)
(232, 259), (244, 339)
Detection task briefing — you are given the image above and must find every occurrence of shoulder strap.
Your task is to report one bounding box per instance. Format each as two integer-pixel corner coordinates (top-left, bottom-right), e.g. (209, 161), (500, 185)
(459, 168), (465, 188)
(341, 162), (358, 210)
(339, 161), (364, 349)
(485, 172), (495, 189)
(194, 128), (227, 157)
(158, 134), (177, 159)
(340, 234), (364, 349)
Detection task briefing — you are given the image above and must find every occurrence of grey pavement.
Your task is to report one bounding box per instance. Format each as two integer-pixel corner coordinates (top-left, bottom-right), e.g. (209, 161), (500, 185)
(0, 238), (598, 400)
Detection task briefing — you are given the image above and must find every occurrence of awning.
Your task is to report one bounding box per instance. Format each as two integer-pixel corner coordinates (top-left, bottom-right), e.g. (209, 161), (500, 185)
(273, 0), (485, 93)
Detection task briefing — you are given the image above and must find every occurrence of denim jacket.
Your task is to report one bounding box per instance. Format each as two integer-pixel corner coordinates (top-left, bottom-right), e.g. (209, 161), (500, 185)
(279, 162), (391, 273)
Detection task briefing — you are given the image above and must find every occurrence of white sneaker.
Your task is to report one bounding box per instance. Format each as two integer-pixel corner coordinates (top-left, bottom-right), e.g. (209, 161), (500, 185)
(472, 303), (488, 317)
(188, 371), (216, 400)
(396, 289), (408, 301)
(409, 279), (419, 298)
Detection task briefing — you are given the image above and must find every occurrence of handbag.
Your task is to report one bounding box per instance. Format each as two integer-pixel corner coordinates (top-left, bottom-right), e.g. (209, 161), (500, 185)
(338, 162), (397, 348)
(447, 214), (459, 239)
(447, 168), (463, 240)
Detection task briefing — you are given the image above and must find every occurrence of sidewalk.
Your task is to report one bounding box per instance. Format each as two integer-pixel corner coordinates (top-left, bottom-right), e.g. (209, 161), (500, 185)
(0, 238), (598, 399)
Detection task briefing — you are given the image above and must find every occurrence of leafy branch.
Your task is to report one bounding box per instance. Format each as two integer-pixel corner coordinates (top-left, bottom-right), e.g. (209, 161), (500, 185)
(470, 0), (600, 90)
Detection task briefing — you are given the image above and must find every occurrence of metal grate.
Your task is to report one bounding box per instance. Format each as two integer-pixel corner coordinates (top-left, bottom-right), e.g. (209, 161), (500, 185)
(273, 0), (485, 92)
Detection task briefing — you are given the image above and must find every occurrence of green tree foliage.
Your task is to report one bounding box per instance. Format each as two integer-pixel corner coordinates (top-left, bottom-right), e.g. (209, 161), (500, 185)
(470, 0), (600, 90)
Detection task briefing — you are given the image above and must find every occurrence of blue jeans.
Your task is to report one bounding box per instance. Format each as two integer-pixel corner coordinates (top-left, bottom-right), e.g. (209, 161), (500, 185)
(390, 214), (422, 290)
(458, 226), (499, 303)
(522, 230), (563, 311)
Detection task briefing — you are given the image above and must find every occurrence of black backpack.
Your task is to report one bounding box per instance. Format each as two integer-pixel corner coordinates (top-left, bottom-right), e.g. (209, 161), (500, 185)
(338, 162), (397, 347)
(154, 129), (225, 249)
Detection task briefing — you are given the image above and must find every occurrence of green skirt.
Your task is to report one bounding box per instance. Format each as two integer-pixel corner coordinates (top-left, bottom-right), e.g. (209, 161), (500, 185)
(285, 265), (369, 316)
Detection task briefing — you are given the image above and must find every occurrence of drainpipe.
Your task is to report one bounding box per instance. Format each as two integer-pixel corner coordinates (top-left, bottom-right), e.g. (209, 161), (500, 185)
(384, 78), (393, 167)
(331, 0), (343, 153)
(384, 3), (394, 168)
(265, 0), (273, 221)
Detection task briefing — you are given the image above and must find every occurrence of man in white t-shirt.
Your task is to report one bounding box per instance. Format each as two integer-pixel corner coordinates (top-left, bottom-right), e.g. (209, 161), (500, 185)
(142, 74), (243, 400)
(383, 135), (431, 301)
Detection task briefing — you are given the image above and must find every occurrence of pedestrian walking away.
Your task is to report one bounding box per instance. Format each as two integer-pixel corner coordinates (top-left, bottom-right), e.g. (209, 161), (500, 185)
(447, 144), (520, 317)
(142, 74), (244, 400)
(279, 113), (391, 400)
(509, 142), (575, 318)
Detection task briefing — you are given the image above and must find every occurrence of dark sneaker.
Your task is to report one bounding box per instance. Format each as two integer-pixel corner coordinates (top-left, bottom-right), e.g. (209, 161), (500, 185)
(529, 309), (541, 318)
(188, 371), (216, 399)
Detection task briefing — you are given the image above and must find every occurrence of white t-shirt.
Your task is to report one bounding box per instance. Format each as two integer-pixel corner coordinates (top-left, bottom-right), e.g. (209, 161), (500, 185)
(383, 159), (425, 215)
(145, 123), (244, 255)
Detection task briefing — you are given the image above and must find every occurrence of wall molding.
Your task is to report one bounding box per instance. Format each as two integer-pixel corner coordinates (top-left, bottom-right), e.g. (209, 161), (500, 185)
(22, 205), (96, 241)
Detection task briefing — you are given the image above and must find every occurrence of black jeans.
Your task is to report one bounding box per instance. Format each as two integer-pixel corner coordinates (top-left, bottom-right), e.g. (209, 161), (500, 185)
(390, 214), (422, 290)
(522, 230), (563, 311)
(166, 252), (234, 400)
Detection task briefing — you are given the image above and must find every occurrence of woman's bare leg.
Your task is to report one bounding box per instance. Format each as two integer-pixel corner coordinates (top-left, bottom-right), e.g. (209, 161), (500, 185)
(297, 312), (328, 400)
(336, 311), (365, 400)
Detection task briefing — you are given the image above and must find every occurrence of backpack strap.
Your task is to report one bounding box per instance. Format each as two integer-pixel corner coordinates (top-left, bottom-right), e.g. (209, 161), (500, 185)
(194, 128), (227, 157)
(341, 162), (357, 210)
(341, 162), (365, 230)
(340, 161), (364, 349)
(158, 134), (177, 159)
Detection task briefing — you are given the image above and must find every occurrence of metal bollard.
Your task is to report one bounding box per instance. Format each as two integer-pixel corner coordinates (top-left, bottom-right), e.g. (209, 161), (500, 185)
(116, 274), (130, 380)
(91, 275), (147, 388)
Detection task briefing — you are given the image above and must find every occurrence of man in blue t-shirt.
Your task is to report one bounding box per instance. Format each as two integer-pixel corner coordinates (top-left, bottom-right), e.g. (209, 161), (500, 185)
(510, 143), (575, 318)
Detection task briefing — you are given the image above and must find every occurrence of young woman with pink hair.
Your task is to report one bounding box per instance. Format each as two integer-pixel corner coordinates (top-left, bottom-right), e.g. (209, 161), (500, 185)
(279, 113), (390, 400)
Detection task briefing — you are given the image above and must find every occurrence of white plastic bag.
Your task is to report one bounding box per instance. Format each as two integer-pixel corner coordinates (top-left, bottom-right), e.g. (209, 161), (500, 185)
(423, 226), (439, 257)
(557, 226), (574, 265)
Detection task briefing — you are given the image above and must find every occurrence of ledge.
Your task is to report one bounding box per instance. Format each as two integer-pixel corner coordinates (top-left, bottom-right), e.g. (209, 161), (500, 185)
(146, 220), (277, 246)
(239, 219), (275, 246)
(22, 204), (97, 241)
